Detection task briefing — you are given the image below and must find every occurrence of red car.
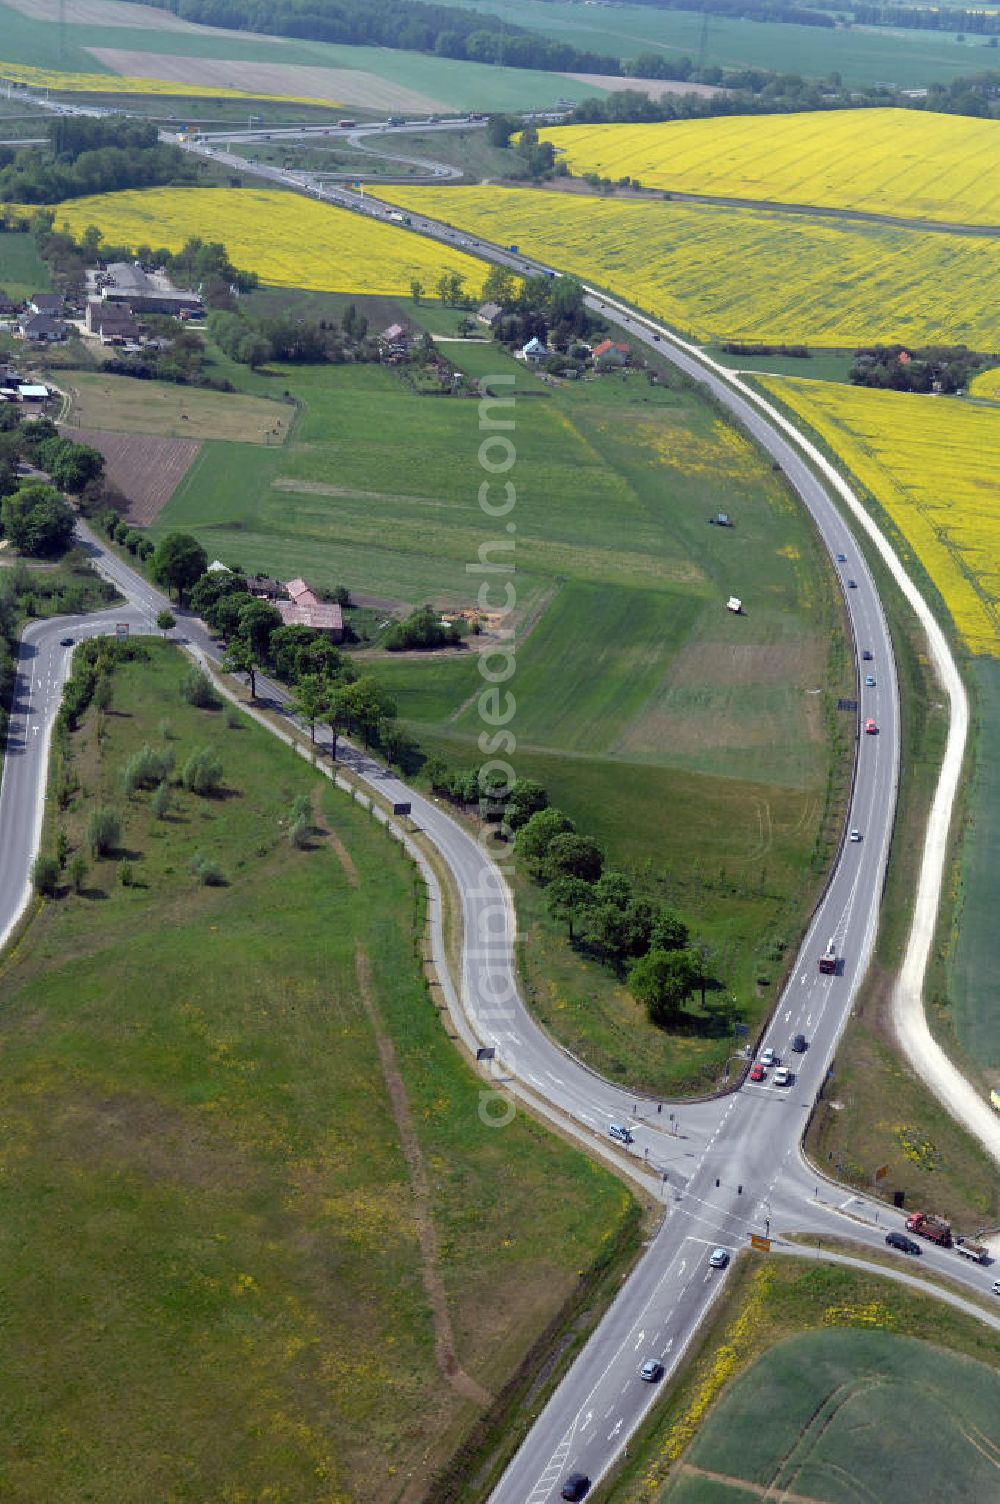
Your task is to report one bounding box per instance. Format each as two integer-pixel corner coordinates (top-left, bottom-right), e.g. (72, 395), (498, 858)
(749, 1063), (766, 1082)
(864, 718), (878, 735)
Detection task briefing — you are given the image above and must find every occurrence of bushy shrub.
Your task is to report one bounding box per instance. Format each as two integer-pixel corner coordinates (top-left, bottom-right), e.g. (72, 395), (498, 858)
(86, 805), (121, 856)
(190, 851), (226, 886)
(31, 853), (60, 895)
(179, 667), (221, 709)
(181, 746), (223, 796)
(151, 781), (171, 820)
(122, 743), (174, 794)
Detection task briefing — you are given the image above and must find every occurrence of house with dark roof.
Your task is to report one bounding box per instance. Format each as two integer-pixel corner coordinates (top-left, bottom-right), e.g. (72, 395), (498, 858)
(19, 312), (66, 343)
(246, 574), (286, 600)
(86, 299), (141, 344)
(101, 262), (201, 317)
(29, 293), (62, 315)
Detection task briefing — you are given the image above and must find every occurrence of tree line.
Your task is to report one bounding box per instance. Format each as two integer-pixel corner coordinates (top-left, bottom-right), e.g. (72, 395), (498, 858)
(117, 0), (619, 74)
(423, 762), (721, 1030)
(0, 116), (198, 205)
(850, 345), (991, 393)
(137, 538), (415, 767)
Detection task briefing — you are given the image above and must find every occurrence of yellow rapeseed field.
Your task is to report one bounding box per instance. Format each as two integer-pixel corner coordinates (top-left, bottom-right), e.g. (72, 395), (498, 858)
(968, 366), (1000, 401)
(0, 60), (341, 110)
(539, 110), (1000, 227)
(56, 188), (482, 296)
(377, 185), (1000, 348)
(760, 378), (1000, 656)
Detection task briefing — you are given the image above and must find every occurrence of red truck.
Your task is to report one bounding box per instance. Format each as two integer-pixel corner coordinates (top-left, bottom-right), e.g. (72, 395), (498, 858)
(905, 1211), (952, 1247)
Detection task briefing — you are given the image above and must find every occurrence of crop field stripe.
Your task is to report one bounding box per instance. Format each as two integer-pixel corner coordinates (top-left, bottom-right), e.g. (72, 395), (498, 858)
(539, 110), (1000, 228)
(759, 376), (1000, 658)
(56, 187), (484, 298)
(374, 184), (1000, 350)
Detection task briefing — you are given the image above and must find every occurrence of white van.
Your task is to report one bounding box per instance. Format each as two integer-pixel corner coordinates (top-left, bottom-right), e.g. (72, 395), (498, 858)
(609, 1123), (634, 1145)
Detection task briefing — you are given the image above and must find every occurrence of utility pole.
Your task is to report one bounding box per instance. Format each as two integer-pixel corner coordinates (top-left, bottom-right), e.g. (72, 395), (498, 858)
(696, 12), (710, 73)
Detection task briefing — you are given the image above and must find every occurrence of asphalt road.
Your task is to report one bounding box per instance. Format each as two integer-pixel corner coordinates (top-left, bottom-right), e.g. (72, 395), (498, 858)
(6, 99), (998, 1503)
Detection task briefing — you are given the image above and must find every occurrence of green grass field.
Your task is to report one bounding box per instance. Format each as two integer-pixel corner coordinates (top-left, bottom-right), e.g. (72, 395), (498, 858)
(0, 642), (635, 1500)
(0, 0), (605, 112)
(420, 0), (1000, 88)
(0, 228), (51, 300)
(147, 322), (847, 1095)
(64, 369), (293, 442)
(949, 658), (1000, 1074)
(666, 1328), (1000, 1502)
(607, 1256), (1000, 1504)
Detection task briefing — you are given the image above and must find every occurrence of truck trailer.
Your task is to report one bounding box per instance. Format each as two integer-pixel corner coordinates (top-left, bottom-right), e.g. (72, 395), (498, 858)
(954, 1236), (989, 1264)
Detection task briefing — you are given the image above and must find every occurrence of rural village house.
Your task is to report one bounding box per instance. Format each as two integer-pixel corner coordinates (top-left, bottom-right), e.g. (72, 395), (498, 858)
(86, 300), (142, 345)
(522, 336), (548, 364)
(591, 338), (630, 369)
(478, 302), (503, 327)
(276, 577), (344, 641)
(29, 293), (63, 316)
(19, 312), (66, 343)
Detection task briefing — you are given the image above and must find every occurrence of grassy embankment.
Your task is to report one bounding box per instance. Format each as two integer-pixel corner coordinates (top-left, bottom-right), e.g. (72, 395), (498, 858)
(141, 322), (850, 1097)
(0, 641), (637, 1501)
(603, 1253), (1000, 1503)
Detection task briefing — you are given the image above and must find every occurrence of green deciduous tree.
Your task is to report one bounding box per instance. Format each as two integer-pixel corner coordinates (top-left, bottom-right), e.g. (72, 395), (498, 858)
(151, 532), (208, 604)
(291, 672), (325, 743)
(1, 482), (75, 556)
(545, 831), (604, 884)
(222, 639), (258, 700)
(628, 948), (700, 1029)
(516, 807), (575, 875)
(546, 875), (594, 940)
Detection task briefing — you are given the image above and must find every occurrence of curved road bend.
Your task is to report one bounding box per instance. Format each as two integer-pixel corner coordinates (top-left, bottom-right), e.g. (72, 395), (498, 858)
(4, 108), (998, 1498)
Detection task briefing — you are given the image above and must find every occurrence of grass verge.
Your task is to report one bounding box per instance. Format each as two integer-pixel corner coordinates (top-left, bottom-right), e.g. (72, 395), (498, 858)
(0, 639), (638, 1501)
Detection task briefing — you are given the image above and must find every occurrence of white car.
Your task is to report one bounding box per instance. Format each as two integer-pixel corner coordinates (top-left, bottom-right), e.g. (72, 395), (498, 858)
(709, 1248), (730, 1268)
(760, 1047), (778, 1067)
(849, 828), (862, 842)
(773, 1067), (792, 1086)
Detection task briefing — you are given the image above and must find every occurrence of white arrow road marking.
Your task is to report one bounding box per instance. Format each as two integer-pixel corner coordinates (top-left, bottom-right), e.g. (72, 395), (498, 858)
(633, 1332), (645, 1350)
(580, 1411), (592, 1432)
(608, 1419), (623, 1440)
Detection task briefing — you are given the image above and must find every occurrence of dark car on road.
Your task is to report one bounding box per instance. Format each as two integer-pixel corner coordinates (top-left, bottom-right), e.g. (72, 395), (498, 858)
(791, 1033), (807, 1052)
(886, 1231), (921, 1255)
(59, 636), (74, 646)
(561, 1474), (590, 1500)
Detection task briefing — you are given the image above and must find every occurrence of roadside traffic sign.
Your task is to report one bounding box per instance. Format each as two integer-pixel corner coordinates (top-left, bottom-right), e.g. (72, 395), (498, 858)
(750, 1234), (771, 1252)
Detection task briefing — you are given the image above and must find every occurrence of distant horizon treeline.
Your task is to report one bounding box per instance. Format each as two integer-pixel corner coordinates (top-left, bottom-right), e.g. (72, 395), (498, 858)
(115, 0), (620, 75)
